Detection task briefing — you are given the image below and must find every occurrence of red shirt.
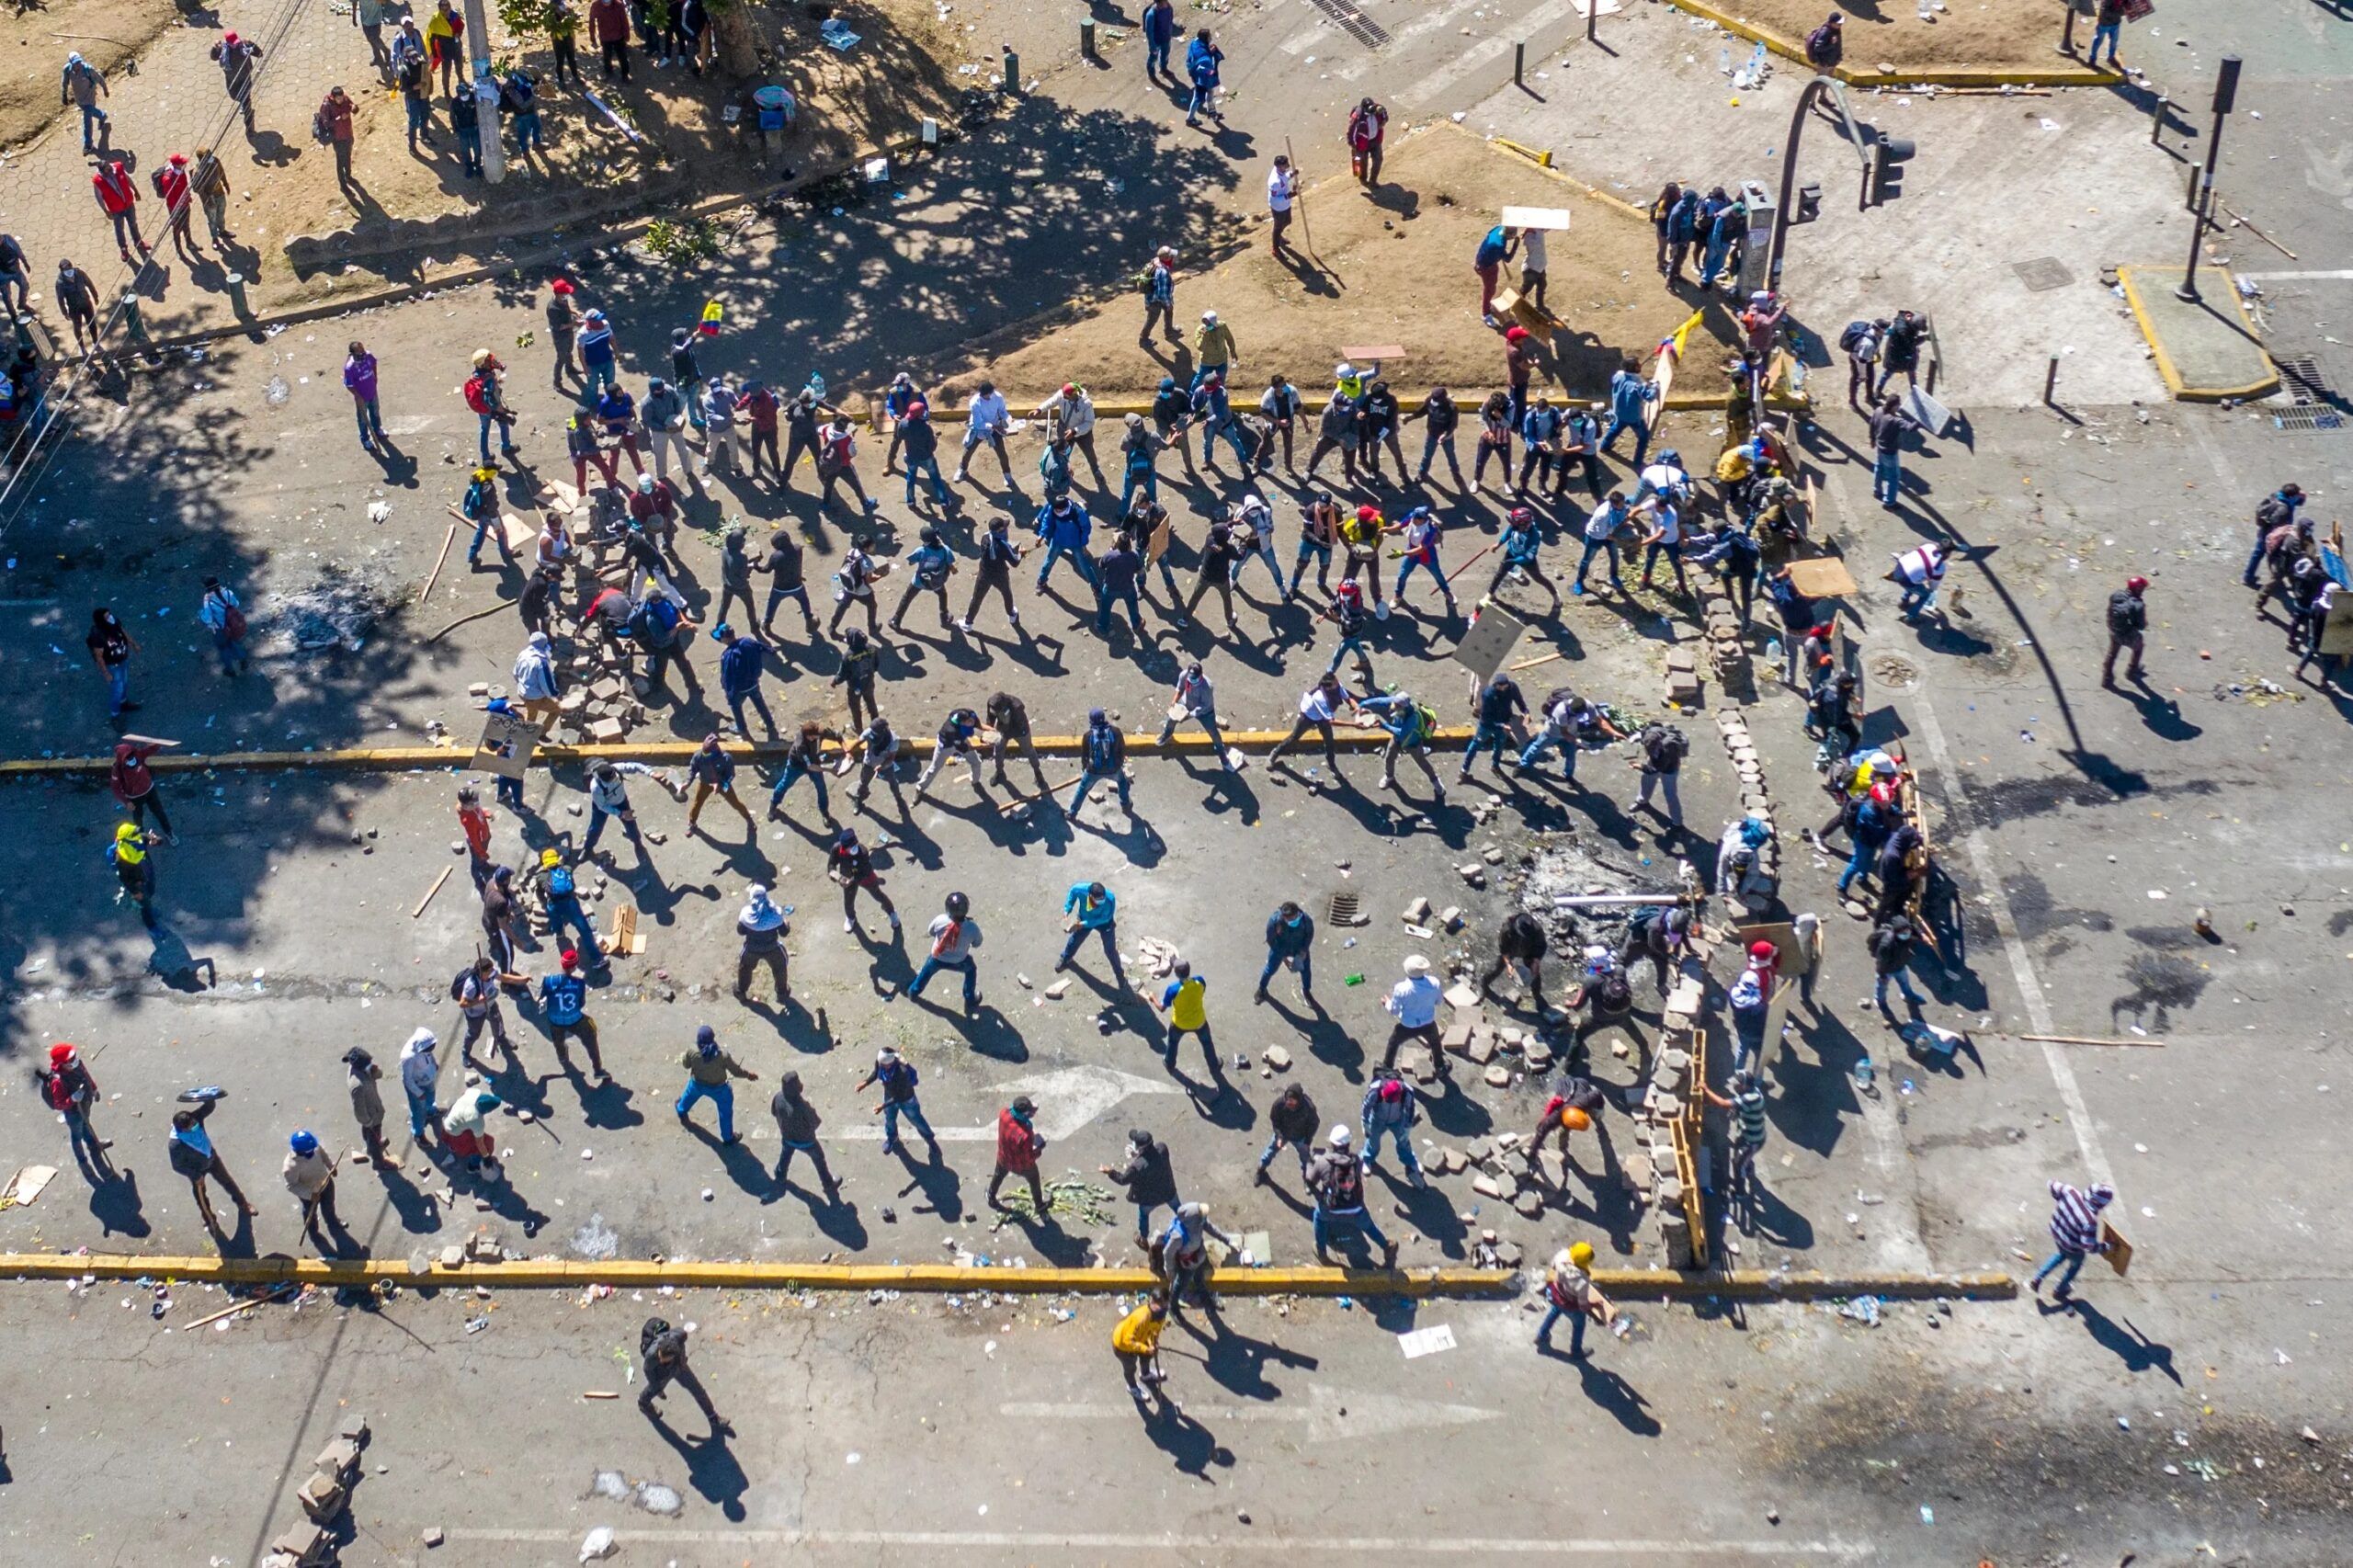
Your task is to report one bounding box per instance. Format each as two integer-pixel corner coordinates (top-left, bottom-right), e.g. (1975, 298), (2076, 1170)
(995, 1108), (1041, 1174)
(589, 0), (631, 43)
(458, 802), (493, 859)
(93, 165), (138, 215)
(110, 742), (160, 803)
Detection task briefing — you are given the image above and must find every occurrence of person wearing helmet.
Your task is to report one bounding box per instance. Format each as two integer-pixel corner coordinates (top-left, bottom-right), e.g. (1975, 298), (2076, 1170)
(1358, 1066), (1423, 1186)
(1193, 310), (1236, 390)
(2102, 574), (2149, 687)
(2033, 1178), (2120, 1301)
(638, 1316), (732, 1436)
(283, 1129), (345, 1250)
(1037, 382), (1105, 488)
(1537, 1242), (1608, 1356)
(38, 1043), (111, 1172)
(538, 945), (610, 1078)
(912, 891), (983, 1012)
(1307, 1125), (1396, 1267)
(1726, 941), (1779, 1074)
(828, 824), (901, 937)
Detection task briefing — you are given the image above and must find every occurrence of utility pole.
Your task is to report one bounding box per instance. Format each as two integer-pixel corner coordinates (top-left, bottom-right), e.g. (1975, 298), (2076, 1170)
(463, 0), (505, 185)
(1763, 74), (1874, 294)
(2175, 54), (2242, 303)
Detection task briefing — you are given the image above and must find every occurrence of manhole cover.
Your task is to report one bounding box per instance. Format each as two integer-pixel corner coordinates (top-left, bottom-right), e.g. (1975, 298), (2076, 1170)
(1303, 0), (1390, 47)
(2013, 256), (2073, 292)
(1870, 653), (1922, 691)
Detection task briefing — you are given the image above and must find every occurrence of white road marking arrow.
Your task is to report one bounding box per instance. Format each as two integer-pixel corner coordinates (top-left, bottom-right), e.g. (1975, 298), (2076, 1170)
(842, 1062), (1182, 1142)
(1003, 1384), (1501, 1444)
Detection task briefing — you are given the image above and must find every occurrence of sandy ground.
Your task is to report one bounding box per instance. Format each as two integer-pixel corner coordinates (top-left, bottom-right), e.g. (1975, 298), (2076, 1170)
(0, 0), (183, 152)
(921, 124), (1745, 408)
(1731, 0), (2071, 70)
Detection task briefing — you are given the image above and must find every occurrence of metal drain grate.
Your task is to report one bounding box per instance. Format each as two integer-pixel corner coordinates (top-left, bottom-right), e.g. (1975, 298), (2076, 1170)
(2273, 355), (2347, 433)
(1304, 0), (1390, 48)
(1327, 891), (1361, 926)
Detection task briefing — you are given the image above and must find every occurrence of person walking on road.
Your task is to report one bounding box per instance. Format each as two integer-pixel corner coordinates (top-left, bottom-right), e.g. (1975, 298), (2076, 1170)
(1866, 914), (1926, 1018)
(210, 30), (265, 133)
(1360, 1067), (1423, 1185)
(1256, 901), (1316, 1005)
(168, 1091), (255, 1233)
(62, 53), (110, 153)
(828, 824), (901, 937)
(110, 734), (177, 838)
(989, 1095), (1049, 1213)
(1381, 954), (1447, 1077)
(91, 158), (148, 266)
(769, 1071), (836, 1199)
(1057, 880), (1125, 984)
(2032, 1179), (2117, 1301)
(1184, 28), (1223, 129)
(38, 1043), (112, 1175)
(734, 883), (791, 1005)
(1156, 958), (1220, 1080)
(1114, 1287), (1172, 1399)
(108, 822), (161, 928)
(343, 1047), (391, 1165)
(400, 1028), (442, 1146)
(1103, 1128), (1180, 1244)
(1307, 1127), (1396, 1267)
(2102, 574), (2149, 687)
(1256, 1081), (1319, 1187)
(639, 1317), (731, 1435)
(282, 1131), (347, 1251)
(716, 623), (777, 739)
(910, 890), (983, 1012)
(1068, 708), (1134, 824)
(1142, 0), (1177, 82)
(343, 341), (389, 453)
(676, 1025), (756, 1144)
(1536, 1243), (1609, 1357)
(316, 86), (360, 191)
(538, 948), (612, 1079)
(858, 1046), (940, 1159)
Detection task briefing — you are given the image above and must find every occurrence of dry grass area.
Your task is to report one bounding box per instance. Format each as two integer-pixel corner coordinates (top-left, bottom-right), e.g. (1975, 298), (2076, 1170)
(920, 125), (1743, 408)
(1729, 0), (2069, 71)
(0, 0), (184, 152)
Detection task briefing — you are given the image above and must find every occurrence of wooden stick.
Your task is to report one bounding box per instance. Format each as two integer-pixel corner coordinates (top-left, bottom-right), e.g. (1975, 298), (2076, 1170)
(1445, 540), (1499, 585)
(581, 1390), (621, 1400)
(421, 521), (459, 607)
(2016, 1033), (2166, 1049)
(185, 1282), (298, 1330)
(2217, 200), (2297, 260)
(1510, 650), (1567, 672)
(1286, 135), (1318, 264)
(426, 602), (508, 643)
(1000, 771), (1086, 813)
(412, 864), (455, 920)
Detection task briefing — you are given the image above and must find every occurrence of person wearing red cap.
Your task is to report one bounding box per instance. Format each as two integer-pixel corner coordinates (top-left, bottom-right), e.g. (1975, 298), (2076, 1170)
(210, 31), (264, 134)
(545, 278), (580, 388)
(2102, 574), (2148, 687)
(1503, 325), (1536, 428)
(153, 153), (200, 258)
(38, 1043), (112, 1171)
(1728, 938), (1779, 1072)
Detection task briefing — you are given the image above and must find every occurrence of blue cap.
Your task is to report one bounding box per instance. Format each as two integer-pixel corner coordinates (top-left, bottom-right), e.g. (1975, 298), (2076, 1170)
(290, 1131), (319, 1155)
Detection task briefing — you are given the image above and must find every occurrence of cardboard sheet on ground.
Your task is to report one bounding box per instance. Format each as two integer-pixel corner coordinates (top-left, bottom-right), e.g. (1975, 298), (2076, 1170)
(1499, 206), (1572, 233)
(1784, 556), (1859, 598)
(1398, 1324), (1457, 1358)
(498, 512), (539, 555)
(470, 710), (542, 780)
(1904, 384), (1953, 438)
(1450, 605), (1527, 684)
(1, 1164), (58, 1208)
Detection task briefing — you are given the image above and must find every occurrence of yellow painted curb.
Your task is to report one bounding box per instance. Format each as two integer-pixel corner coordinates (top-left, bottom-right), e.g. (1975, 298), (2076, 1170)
(1667, 0), (2119, 88)
(1, 727), (1484, 782)
(2115, 264), (2281, 403)
(0, 1253), (2015, 1301)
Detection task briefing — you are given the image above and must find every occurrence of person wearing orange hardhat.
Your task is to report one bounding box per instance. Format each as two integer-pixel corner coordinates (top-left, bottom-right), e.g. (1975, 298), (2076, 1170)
(2103, 574), (2149, 687)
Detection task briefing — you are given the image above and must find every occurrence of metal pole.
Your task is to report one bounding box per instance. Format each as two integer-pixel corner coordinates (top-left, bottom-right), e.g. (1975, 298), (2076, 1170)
(2042, 355), (2059, 406)
(2148, 94), (2170, 148)
(1515, 41), (1525, 88)
(1586, 1), (1597, 44)
(1081, 19), (1096, 60)
(2176, 56), (2241, 302)
(1765, 75), (1833, 294)
(463, 0), (504, 184)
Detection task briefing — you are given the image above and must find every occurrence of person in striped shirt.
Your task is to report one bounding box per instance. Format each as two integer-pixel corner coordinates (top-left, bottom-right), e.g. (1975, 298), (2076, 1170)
(1701, 1070), (1769, 1216)
(2032, 1180), (2116, 1301)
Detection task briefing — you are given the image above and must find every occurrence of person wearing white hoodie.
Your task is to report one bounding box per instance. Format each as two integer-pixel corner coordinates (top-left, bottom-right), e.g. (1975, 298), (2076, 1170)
(399, 1028), (441, 1145)
(513, 631), (560, 729)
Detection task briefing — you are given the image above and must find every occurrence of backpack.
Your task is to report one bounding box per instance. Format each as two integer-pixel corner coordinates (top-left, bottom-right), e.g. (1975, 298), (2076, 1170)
(1837, 319), (1870, 354)
(1414, 701), (1440, 744)
(1644, 723), (1688, 768)
(449, 966), (474, 1002)
(312, 105), (334, 145)
(548, 864), (575, 897)
(40, 1068), (76, 1112)
(1321, 1153), (1364, 1210)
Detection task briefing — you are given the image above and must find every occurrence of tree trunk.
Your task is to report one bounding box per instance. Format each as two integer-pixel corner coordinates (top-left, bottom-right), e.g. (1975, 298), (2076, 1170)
(712, 7), (759, 78)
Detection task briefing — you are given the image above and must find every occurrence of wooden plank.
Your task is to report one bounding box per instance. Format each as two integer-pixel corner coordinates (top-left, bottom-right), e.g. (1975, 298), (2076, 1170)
(419, 522), (458, 606)
(412, 865), (454, 920)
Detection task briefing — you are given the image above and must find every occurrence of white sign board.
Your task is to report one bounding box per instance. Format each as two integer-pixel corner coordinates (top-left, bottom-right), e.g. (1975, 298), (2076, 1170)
(1499, 206), (1572, 232)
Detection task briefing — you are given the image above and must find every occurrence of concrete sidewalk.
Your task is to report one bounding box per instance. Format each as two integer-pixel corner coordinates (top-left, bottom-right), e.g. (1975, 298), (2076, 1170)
(2118, 263), (2281, 402)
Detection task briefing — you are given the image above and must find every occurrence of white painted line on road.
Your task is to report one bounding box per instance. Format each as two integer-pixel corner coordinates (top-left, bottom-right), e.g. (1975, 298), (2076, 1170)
(1335, 0), (1490, 79)
(1408, 0), (1581, 104)
(838, 1062), (1181, 1141)
(2235, 269), (2353, 281)
(1279, 19), (1338, 56)
(1006, 1383), (1498, 1441)
(1907, 691), (2109, 1188)
(451, 1527), (1873, 1556)
(1814, 460), (2106, 1186)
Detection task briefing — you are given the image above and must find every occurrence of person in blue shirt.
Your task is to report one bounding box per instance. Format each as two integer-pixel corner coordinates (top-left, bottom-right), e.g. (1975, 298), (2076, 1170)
(1057, 879), (1125, 985)
(1183, 28), (1223, 129)
(1461, 672), (1526, 780)
(685, 732), (753, 837)
(1034, 495), (1097, 594)
(1699, 194), (1745, 290)
(1359, 688), (1443, 797)
(460, 465), (517, 566)
(1142, 0), (1176, 82)
(1068, 708), (1134, 823)
(1839, 792), (1893, 900)
(856, 1046), (938, 1159)
(714, 624), (775, 739)
(1688, 523), (1762, 625)
(537, 947), (610, 1079)
(880, 372), (926, 473)
(1483, 505), (1560, 611)
(891, 526), (958, 631)
(1256, 900), (1316, 1004)
(535, 847), (603, 960)
(1474, 223), (1514, 323)
(1600, 357), (1657, 466)
(579, 307), (617, 397)
(1188, 371), (1253, 470)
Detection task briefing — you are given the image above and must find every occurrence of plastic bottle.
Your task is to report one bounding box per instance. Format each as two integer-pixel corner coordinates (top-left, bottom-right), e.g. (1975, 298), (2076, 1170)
(1852, 1055), (1875, 1092)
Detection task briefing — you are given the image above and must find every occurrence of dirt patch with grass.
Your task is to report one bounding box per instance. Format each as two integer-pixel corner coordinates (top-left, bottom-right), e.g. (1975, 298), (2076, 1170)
(916, 124), (1743, 409)
(0, 0), (184, 152)
(1722, 0), (2072, 73)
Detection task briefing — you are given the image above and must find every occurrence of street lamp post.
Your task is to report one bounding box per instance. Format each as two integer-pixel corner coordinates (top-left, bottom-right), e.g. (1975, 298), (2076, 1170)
(464, 0), (505, 184)
(2175, 54), (2243, 303)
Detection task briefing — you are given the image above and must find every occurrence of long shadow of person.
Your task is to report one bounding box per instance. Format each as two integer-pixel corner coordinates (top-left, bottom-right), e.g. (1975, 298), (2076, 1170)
(1135, 1385), (1230, 1481)
(2043, 1296), (2181, 1384)
(1573, 1358), (1661, 1435)
(653, 1418), (751, 1521)
(88, 1165), (152, 1241)
(1195, 1320), (1318, 1400)
(892, 1150), (964, 1222)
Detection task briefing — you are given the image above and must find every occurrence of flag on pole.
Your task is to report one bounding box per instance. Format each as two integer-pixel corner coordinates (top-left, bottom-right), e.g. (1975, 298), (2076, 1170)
(699, 300), (723, 337)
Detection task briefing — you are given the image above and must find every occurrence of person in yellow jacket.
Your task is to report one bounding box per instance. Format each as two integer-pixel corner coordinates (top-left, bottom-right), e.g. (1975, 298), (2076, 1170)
(1156, 958), (1218, 1081)
(1113, 1286), (1171, 1399)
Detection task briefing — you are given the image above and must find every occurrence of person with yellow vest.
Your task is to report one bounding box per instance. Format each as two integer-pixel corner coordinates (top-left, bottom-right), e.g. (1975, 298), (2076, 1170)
(108, 822), (159, 927)
(1156, 957), (1220, 1082)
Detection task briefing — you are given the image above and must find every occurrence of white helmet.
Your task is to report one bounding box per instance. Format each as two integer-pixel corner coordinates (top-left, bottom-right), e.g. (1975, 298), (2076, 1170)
(1335, 361), (1355, 380)
(1201, 309), (1218, 324)
(1329, 1125), (1353, 1147)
